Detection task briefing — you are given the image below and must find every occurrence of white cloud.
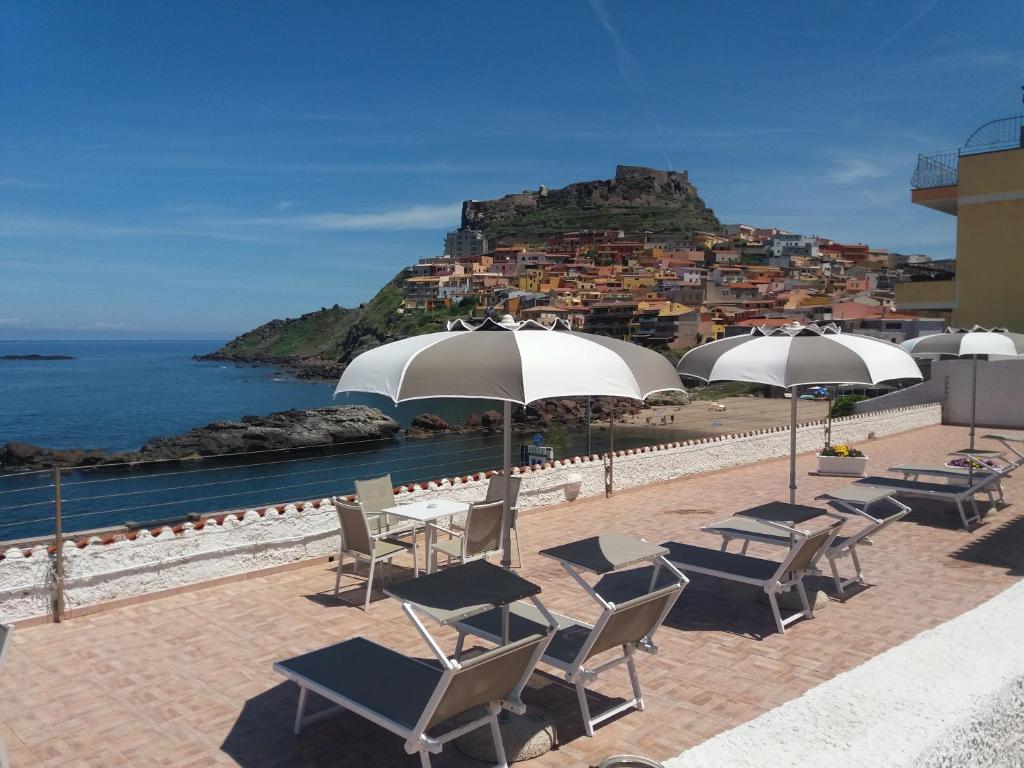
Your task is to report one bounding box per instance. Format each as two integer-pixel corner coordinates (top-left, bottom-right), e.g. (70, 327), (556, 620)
(829, 158), (890, 184)
(233, 203), (461, 232)
(0, 318), (25, 326)
(274, 200), (294, 211)
(587, 0), (642, 84)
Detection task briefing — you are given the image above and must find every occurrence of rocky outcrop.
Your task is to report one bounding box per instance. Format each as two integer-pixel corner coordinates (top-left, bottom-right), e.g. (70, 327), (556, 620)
(407, 413), (450, 437)
(0, 406), (400, 471)
(137, 406), (400, 461)
(461, 165), (721, 241)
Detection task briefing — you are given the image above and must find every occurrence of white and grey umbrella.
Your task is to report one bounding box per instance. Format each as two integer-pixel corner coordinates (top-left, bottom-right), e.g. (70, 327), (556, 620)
(678, 323), (922, 503)
(900, 326), (1024, 451)
(335, 314), (683, 568)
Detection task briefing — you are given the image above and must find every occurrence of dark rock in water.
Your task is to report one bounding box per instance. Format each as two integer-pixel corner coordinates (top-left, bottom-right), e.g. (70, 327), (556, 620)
(0, 406), (400, 471)
(410, 413), (449, 432)
(1, 354), (76, 361)
(138, 406), (400, 461)
(480, 410), (504, 430)
(0, 442), (108, 471)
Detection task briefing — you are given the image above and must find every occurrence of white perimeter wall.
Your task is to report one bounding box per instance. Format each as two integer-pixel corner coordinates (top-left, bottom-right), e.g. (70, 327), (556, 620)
(0, 404), (941, 624)
(857, 358), (1024, 430)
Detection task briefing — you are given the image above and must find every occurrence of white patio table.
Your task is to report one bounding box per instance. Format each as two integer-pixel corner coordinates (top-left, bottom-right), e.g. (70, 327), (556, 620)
(382, 498), (469, 574)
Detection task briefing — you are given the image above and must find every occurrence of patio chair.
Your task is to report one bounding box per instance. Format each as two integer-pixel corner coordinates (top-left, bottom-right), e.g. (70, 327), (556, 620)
(274, 631), (550, 768)
(334, 499), (418, 610)
(355, 474), (419, 540)
(0, 623), (10, 768)
(853, 473), (1000, 529)
(453, 581), (684, 736)
(485, 473), (524, 567)
(429, 499), (504, 571)
(663, 519), (842, 635)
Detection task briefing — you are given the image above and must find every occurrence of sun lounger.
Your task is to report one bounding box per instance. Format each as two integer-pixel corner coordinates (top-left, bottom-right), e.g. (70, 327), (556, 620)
(453, 582), (684, 736)
(889, 463), (1008, 506)
(663, 520), (842, 635)
(982, 434), (1024, 468)
(275, 631), (550, 768)
(853, 474), (1000, 529)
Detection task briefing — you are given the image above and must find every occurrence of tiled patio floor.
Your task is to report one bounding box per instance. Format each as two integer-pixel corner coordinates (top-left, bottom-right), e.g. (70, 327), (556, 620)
(2, 425), (1023, 767)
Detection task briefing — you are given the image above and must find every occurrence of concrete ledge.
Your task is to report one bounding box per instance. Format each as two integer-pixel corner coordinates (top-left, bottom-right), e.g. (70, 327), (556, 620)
(666, 578), (1024, 768)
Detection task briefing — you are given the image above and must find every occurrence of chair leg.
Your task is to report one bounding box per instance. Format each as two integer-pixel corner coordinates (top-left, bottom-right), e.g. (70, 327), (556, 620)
(412, 535), (419, 579)
(364, 558), (376, 611)
(849, 546), (864, 584)
(334, 551), (345, 598)
(454, 631), (466, 661)
(418, 749), (432, 768)
(293, 687), (308, 735)
(796, 578), (812, 620)
(625, 646), (644, 711)
(488, 703), (509, 768)
(827, 552), (845, 595)
(767, 592), (786, 635)
(575, 679), (596, 737)
(513, 525), (523, 569)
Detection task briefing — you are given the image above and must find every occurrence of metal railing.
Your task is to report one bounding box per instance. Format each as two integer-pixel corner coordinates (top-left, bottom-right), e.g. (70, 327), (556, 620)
(912, 114), (1024, 190)
(911, 150), (959, 190)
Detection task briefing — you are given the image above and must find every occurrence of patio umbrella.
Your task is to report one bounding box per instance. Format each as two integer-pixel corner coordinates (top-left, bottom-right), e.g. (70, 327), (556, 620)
(900, 326), (1024, 451)
(677, 322), (922, 503)
(334, 314), (683, 568)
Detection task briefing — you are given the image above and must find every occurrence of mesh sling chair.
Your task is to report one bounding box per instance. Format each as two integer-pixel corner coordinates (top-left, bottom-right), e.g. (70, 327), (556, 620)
(453, 581), (684, 736)
(663, 519), (842, 635)
(355, 474), (419, 541)
(429, 499), (504, 571)
(275, 630), (551, 768)
(485, 473), (524, 567)
(334, 499), (418, 610)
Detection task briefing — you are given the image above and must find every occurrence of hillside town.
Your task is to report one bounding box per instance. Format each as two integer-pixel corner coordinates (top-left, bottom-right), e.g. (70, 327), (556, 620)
(402, 223), (955, 349)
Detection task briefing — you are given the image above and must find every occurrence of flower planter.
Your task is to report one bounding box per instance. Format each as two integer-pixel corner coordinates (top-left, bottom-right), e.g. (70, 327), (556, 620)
(816, 454), (868, 477)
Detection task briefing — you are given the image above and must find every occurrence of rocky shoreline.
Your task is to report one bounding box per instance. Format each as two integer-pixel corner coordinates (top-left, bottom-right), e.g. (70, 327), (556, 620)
(0, 405), (400, 472)
(194, 351), (345, 380)
(0, 397), (653, 472)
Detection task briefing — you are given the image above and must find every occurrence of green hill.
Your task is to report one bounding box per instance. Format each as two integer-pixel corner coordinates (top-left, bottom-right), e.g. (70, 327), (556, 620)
(200, 271), (469, 377)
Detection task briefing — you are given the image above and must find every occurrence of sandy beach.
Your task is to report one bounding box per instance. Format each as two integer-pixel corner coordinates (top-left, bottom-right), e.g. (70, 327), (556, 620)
(619, 395), (832, 437)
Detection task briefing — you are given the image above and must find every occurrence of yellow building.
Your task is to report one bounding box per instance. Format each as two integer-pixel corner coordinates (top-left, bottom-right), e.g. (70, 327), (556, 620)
(910, 114), (1024, 330)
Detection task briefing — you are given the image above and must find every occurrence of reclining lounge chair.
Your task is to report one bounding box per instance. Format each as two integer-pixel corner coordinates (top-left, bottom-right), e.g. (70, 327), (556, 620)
(853, 473), (1000, 529)
(452, 581), (684, 736)
(275, 631), (550, 768)
(662, 520), (841, 635)
(888, 463), (1010, 507)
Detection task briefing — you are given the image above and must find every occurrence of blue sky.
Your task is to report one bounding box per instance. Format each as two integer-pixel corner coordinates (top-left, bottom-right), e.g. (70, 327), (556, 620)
(1, 1), (1021, 339)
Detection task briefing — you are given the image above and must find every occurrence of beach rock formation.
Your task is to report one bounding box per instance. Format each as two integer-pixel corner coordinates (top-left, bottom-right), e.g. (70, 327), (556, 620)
(0, 406), (400, 471)
(136, 406), (400, 461)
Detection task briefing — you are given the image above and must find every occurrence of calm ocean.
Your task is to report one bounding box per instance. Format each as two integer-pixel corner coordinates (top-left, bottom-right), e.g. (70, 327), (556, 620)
(0, 340), (696, 542)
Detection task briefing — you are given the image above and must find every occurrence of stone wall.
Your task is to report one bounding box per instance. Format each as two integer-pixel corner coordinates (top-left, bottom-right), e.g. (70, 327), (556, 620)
(0, 404), (941, 624)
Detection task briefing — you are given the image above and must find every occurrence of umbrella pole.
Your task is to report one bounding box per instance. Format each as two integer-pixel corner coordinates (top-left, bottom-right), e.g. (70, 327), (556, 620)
(606, 401), (615, 497)
(501, 400), (513, 571)
(789, 386), (798, 505)
(970, 356), (978, 452)
(586, 395), (592, 456)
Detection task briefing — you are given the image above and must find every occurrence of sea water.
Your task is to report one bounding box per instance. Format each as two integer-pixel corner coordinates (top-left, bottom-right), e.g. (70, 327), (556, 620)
(0, 340), (700, 541)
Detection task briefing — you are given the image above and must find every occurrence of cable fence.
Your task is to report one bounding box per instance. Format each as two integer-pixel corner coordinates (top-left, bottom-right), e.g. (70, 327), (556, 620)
(0, 395), (829, 545)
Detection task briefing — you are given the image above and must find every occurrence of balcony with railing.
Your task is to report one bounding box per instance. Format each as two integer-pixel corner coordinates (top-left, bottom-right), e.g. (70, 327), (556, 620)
(912, 114), (1024, 191)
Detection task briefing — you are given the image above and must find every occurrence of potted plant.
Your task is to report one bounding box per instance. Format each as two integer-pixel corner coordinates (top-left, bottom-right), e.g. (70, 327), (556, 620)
(817, 443), (868, 476)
